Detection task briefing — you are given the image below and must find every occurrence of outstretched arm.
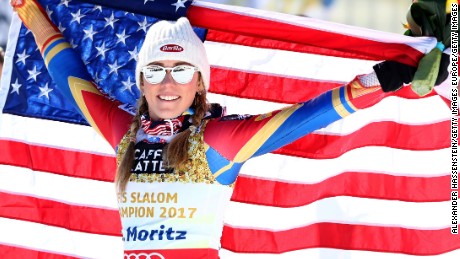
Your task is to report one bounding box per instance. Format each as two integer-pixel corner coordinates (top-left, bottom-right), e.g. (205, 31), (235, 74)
(11, 0), (133, 149)
(203, 69), (409, 184)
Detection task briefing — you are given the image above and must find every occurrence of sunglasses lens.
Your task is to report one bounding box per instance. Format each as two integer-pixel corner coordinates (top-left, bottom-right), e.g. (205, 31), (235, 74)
(142, 65), (196, 84)
(143, 66), (166, 84)
(171, 66), (195, 84)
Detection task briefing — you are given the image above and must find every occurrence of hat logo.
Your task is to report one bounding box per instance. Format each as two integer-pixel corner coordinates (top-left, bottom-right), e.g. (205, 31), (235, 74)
(160, 44), (184, 52)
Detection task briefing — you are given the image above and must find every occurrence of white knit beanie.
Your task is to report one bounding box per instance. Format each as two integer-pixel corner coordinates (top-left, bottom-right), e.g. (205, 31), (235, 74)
(135, 17), (210, 91)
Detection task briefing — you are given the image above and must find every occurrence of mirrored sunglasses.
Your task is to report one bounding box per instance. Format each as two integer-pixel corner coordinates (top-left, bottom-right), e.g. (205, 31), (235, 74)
(142, 65), (198, 85)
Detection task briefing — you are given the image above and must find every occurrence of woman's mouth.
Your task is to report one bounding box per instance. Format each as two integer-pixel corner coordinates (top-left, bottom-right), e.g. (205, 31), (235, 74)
(158, 95), (179, 101)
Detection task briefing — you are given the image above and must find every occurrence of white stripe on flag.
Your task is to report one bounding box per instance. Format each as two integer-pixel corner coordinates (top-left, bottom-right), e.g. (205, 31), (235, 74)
(225, 197), (449, 230)
(207, 93), (450, 132)
(0, 114), (114, 155)
(0, 165), (118, 210)
(0, 217), (123, 258)
(205, 41), (376, 82)
(241, 148), (448, 183)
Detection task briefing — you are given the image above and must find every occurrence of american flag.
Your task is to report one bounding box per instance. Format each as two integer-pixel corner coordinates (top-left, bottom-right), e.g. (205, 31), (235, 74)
(0, 0), (458, 258)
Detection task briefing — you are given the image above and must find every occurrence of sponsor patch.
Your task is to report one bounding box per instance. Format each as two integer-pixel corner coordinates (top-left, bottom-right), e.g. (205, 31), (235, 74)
(160, 44), (184, 52)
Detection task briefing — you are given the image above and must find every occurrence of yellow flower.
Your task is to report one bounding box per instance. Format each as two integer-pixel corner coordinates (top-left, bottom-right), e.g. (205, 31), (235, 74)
(447, 0), (458, 13)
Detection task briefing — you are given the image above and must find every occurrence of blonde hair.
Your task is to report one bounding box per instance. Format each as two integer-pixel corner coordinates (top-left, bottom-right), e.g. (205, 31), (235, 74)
(115, 76), (208, 192)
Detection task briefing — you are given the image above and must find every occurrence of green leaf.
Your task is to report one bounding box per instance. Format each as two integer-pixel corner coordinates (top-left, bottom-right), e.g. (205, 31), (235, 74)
(404, 29), (413, 36)
(411, 48), (442, 96)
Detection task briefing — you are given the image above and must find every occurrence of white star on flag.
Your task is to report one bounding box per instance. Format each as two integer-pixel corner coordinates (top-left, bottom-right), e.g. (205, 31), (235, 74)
(10, 79), (22, 95)
(116, 29), (130, 45)
(59, 0), (71, 8)
(172, 0), (187, 12)
(121, 77), (135, 93)
(128, 46), (139, 62)
(95, 42), (109, 58)
(70, 39), (78, 49)
(92, 5), (102, 12)
(70, 9), (85, 24)
(27, 66), (41, 81)
(104, 12), (119, 29)
(108, 60), (122, 75)
(58, 23), (66, 33)
(46, 6), (53, 17)
(83, 25), (97, 41)
(16, 50), (30, 65)
(38, 83), (53, 99)
(144, 0), (155, 4)
(137, 17), (148, 32)
(94, 72), (103, 85)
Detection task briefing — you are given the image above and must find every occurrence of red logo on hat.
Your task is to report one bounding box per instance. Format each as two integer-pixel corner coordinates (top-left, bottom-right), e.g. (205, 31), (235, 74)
(160, 44), (184, 52)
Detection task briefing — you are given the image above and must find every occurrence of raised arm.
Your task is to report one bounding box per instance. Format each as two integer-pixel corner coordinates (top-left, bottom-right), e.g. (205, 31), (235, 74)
(203, 67), (414, 184)
(12, 0), (133, 149)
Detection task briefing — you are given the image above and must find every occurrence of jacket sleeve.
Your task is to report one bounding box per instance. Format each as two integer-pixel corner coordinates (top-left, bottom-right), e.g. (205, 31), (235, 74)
(13, 0), (133, 149)
(203, 76), (389, 184)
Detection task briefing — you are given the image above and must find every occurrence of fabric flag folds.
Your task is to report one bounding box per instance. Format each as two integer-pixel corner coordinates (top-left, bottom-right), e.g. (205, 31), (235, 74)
(0, 0), (458, 258)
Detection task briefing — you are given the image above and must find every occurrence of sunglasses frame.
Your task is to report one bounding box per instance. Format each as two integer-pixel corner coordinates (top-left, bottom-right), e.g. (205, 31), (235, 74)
(141, 64), (198, 85)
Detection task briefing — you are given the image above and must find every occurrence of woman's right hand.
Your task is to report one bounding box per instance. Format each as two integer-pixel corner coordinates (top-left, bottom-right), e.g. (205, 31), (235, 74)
(373, 53), (450, 92)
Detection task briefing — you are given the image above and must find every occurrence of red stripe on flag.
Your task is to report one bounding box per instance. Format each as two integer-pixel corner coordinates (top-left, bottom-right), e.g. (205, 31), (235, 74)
(0, 192), (122, 236)
(0, 139), (116, 182)
(221, 223), (460, 255)
(275, 120), (450, 159)
(0, 244), (79, 259)
(209, 67), (436, 103)
(125, 248), (219, 259)
(232, 173), (450, 207)
(210, 67), (343, 103)
(206, 29), (378, 60)
(188, 5), (423, 66)
(0, 120), (448, 183)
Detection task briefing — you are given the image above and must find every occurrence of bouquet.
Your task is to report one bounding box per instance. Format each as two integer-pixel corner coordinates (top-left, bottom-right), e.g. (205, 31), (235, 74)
(404, 0), (452, 96)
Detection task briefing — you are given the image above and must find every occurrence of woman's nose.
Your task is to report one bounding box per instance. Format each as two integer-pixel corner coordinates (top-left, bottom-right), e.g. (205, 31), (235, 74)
(161, 71), (175, 85)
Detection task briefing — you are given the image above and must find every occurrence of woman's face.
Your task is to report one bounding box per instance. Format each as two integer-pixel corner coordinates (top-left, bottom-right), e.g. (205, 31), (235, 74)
(141, 60), (201, 120)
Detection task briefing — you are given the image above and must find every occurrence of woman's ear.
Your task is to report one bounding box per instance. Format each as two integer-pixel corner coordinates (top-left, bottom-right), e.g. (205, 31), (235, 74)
(197, 74), (205, 92)
(139, 75), (144, 93)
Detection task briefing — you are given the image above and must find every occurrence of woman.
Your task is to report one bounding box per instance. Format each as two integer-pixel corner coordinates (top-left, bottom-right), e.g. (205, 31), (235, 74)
(116, 18), (417, 258)
(12, 1), (425, 258)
